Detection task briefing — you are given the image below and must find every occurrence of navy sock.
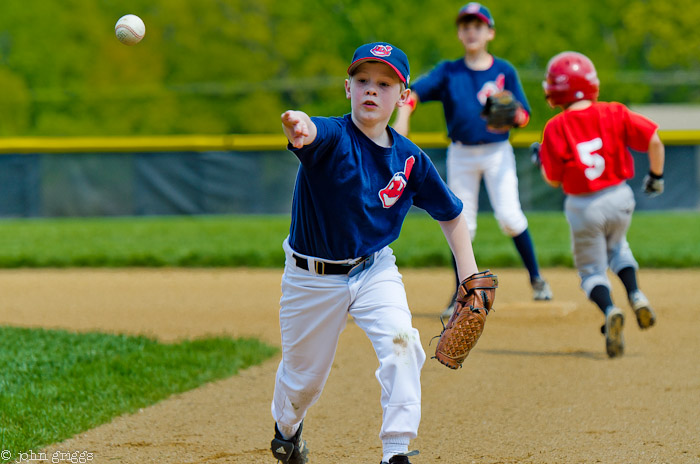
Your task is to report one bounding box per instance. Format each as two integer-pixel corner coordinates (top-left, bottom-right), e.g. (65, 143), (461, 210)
(589, 285), (614, 314)
(512, 229), (540, 282)
(617, 266), (639, 297)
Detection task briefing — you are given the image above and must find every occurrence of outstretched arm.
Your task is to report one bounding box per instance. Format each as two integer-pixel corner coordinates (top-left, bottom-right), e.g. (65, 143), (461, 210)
(438, 212), (478, 282)
(392, 93), (420, 137)
(281, 110), (318, 148)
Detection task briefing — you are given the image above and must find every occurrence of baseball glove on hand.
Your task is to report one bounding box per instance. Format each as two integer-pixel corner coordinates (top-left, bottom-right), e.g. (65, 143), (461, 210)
(642, 171), (664, 197)
(433, 270), (498, 369)
(481, 91), (522, 132)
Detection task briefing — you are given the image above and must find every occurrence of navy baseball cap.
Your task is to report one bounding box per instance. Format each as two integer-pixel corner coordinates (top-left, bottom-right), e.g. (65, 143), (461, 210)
(456, 2), (495, 28)
(347, 42), (410, 86)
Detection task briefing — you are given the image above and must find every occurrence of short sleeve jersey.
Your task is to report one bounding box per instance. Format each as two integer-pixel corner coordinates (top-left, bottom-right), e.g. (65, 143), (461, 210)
(411, 56), (530, 145)
(288, 114), (463, 260)
(539, 102), (658, 195)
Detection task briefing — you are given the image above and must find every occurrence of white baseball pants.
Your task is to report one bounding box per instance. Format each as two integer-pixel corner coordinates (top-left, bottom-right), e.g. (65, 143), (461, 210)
(271, 238), (425, 445)
(446, 141), (529, 239)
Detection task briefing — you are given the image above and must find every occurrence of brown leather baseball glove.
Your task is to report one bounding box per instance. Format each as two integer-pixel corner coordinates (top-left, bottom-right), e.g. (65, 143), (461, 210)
(481, 90), (522, 132)
(434, 270), (498, 369)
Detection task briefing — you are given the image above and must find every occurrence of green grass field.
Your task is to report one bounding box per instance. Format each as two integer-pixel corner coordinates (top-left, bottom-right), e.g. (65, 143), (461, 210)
(0, 212), (698, 268)
(0, 327), (278, 463)
(0, 211), (697, 461)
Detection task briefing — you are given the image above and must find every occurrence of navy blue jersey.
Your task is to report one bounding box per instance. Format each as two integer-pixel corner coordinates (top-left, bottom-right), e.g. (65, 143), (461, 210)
(411, 56), (530, 145)
(288, 114), (463, 260)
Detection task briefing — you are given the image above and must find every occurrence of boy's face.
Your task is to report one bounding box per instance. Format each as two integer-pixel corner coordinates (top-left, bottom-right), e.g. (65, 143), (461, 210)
(457, 17), (494, 53)
(345, 61), (410, 127)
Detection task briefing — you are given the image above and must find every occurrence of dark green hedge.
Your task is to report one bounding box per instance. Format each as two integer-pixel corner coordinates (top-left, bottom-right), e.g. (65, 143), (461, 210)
(0, 0), (697, 137)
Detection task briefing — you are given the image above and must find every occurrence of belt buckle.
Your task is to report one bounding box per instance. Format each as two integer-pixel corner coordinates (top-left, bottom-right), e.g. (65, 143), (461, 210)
(347, 254), (374, 278)
(314, 261), (326, 275)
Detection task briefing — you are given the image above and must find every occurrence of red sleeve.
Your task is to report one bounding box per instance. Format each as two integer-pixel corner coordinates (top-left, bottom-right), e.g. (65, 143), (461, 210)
(618, 103), (659, 152)
(539, 117), (566, 182)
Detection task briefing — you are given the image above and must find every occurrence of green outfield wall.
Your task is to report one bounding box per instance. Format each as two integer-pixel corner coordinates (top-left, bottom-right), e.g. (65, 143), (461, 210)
(1, 131), (698, 218)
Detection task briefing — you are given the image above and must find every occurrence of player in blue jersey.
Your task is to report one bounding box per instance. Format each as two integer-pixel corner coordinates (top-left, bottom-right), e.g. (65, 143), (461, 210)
(270, 42), (484, 464)
(394, 2), (552, 318)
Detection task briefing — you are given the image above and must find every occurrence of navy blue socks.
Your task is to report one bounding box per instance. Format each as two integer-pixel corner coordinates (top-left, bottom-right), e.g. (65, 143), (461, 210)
(589, 285), (614, 314)
(512, 229), (541, 282)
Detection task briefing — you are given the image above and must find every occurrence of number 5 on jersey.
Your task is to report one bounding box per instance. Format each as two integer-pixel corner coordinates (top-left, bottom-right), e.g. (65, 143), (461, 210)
(577, 138), (605, 180)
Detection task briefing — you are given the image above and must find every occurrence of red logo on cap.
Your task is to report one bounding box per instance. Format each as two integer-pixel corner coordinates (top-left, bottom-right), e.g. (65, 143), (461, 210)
(370, 45), (393, 57)
(466, 2), (481, 13)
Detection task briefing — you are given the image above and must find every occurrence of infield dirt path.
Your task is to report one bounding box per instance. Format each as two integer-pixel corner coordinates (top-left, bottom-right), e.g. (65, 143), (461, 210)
(1, 268), (699, 463)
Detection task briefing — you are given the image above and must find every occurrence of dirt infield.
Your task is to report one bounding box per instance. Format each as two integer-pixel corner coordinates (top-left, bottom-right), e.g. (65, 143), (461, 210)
(1, 268), (699, 464)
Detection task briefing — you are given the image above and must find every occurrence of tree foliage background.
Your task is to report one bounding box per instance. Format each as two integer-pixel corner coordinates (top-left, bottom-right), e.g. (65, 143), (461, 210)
(0, 0), (698, 137)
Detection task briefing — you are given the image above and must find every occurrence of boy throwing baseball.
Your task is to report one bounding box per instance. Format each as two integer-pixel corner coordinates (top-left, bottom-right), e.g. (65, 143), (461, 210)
(536, 51), (665, 358)
(270, 42), (487, 464)
(393, 3), (552, 318)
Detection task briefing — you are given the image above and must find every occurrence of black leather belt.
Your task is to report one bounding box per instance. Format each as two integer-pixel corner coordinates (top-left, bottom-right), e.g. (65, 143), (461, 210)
(293, 253), (375, 277)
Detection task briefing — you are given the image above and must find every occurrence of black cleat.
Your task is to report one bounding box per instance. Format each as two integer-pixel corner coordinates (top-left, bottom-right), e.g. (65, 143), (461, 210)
(532, 276), (553, 301)
(271, 421), (308, 464)
(604, 306), (625, 358)
(629, 290), (656, 329)
(381, 450), (419, 464)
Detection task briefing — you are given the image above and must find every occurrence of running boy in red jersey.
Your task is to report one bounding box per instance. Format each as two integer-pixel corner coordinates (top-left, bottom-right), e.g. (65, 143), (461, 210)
(535, 51), (665, 358)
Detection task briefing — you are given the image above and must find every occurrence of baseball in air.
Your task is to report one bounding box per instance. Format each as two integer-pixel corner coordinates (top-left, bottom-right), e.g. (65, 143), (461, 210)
(115, 14), (145, 45)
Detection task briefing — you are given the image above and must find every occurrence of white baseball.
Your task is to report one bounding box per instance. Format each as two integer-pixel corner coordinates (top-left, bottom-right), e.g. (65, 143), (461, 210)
(115, 14), (145, 45)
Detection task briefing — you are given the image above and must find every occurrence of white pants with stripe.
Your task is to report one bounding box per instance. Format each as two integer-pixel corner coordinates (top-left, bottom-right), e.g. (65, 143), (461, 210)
(564, 182), (639, 297)
(447, 141), (528, 239)
(271, 238), (425, 445)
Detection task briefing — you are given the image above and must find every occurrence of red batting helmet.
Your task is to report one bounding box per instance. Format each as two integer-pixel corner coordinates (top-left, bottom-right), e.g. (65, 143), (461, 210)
(543, 51), (600, 107)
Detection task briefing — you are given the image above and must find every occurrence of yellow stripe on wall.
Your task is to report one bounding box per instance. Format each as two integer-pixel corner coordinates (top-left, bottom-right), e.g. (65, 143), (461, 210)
(0, 134), (290, 154)
(510, 130), (700, 147)
(0, 130), (697, 154)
